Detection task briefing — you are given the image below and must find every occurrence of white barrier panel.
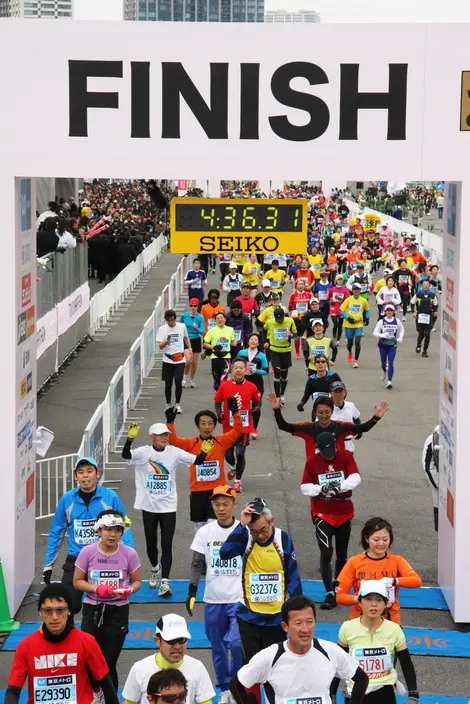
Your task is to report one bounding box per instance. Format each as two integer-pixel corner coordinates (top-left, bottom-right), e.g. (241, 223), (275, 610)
(83, 402), (105, 470)
(57, 281), (90, 336)
(36, 454), (77, 520)
(143, 311), (156, 377)
(129, 335), (143, 410)
(36, 307), (58, 359)
(109, 367), (126, 453)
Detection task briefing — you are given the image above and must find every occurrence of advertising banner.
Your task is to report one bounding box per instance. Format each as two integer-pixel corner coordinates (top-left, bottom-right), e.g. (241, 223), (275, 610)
(143, 314), (156, 377)
(36, 308), (58, 360)
(57, 281), (90, 336)
(129, 337), (142, 409)
(111, 368), (125, 452)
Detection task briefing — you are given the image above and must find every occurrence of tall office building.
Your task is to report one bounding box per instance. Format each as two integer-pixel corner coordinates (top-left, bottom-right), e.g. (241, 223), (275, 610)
(265, 8), (320, 23)
(0, 0), (73, 18)
(124, 0), (264, 22)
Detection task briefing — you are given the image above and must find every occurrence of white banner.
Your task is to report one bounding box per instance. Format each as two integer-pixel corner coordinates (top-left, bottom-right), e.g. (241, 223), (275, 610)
(57, 282), (90, 337)
(36, 308), (58, 360)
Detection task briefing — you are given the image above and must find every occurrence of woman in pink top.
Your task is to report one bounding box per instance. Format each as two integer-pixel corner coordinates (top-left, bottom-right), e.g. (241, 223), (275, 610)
(328, 274), (350, 342)
(74, 510), (141, 689)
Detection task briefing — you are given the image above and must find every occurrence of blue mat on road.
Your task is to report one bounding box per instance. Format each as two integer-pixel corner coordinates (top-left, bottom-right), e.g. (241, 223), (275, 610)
(130, 580), (448, 611)
(0, 691), (468, 704)
(3, 621), (470, 657)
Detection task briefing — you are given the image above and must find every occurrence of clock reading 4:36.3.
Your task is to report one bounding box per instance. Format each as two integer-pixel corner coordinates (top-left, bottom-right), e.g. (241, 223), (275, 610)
(175, 202), (304, 233)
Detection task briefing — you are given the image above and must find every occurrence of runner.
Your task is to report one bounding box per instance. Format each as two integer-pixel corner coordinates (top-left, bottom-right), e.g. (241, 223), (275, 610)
(328, 275), (350, 343)
(375, 276), (401, 320)
(303, 298), (330, 333)
(268, 393), (388, 457)
(219, 252), (233, 289)
(301, 431), (361, 609)
(226, 300), (253, 356)
(263, 307), (296, 405)
(411, 279), (439, 358)
(422, 425), (440, 531)
(42, 456), (133, 615)
(223, 262), (244, 306)
(230, 595), (368, 704)
(187, 485), (243, 704)
(235, 282), (260, 316)
(293, 257), (315, 290)
(180, 299), (205, 388)
(166, 402), (243, 531)
(184, 258), (208, 304)
(329, 381), (361, 453)
(392, 259), (413, 322)
(203, 311), (237, 391)
(219, 498), (302, 700)
(264, 259), (289, 300)
(336, 517), (423, 624)
(287, 279), (312, 359)
(236, 333), (269, 440)
(346, 262), (373, 300)
(303, 319), (338, 371)
(201, 290), (226, 334)
(254, 280), (273, 316)
(214, 358), (261, 492)
(6, 584), (119, 704)
(296, 355), (342, 414)
(122, 421), (213, 594)
(373, 304), (404, 389)
(156, 309), (191, 413)
(73, 510), (141, 689)
(145, 670), (190, 704)
(122, 614), (215, 704)
(340, 284), (370, 368)
(242, 253), (261, 291)
(314, 269), (332, 316)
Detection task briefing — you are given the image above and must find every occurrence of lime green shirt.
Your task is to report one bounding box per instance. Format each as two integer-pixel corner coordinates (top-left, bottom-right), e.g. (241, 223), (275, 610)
(204, 325), (235, 359)
(264, 317), (296, 353)
(338, 617), (406, 695)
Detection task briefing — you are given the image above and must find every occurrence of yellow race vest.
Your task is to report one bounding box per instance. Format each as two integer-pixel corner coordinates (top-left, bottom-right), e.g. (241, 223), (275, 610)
(243, 527), (285, 614)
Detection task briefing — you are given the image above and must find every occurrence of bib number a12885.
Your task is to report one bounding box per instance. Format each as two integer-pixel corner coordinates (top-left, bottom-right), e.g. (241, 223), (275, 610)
(146, 473), (171, 496)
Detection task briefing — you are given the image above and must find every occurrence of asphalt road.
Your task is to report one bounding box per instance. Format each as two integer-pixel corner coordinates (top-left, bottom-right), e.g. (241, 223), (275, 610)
(1, 245), (465, 700)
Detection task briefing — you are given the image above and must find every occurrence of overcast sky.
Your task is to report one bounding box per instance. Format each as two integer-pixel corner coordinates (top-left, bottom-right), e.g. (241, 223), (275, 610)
(74, 0), (470, 22)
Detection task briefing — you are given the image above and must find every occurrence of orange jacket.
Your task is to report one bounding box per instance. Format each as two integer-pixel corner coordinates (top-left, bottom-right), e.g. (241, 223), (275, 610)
(336, 551), (422, 624)
(168, 413), (243, 492)
(201, 302), (226, 332)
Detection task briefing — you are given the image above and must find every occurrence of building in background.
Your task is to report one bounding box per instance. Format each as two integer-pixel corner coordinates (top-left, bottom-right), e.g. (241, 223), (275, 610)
(265, 8), (320, 22)
(0, 0), (73, 17)
(124, 0), (264, 22)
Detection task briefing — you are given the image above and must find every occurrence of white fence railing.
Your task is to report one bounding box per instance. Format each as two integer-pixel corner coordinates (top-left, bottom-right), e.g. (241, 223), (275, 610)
(36, 454), (78, 519)
(89, 235), (166, 335)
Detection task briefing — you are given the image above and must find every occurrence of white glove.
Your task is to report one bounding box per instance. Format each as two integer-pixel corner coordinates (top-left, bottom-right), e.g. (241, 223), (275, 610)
(380, 577), (395, 588)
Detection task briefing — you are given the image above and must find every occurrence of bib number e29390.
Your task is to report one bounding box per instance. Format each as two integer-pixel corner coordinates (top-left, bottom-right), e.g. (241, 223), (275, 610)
(34, 675), (77, 704)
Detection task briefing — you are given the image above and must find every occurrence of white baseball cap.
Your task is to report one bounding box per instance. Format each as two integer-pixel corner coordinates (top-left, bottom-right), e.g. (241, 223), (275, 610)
(149, 423), (170, 435)
(383, 304), (396, 312)
(229, 262), (238, 268)
(359, 579), (388, 599)
(311, 318), (325, 327)
(155, 614), (192, 640)
(262, 279), (271, 287)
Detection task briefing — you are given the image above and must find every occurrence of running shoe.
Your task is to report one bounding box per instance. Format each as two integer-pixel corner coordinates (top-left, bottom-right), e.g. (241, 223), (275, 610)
(280, 396), (286, 406)
(227, 464), (235, 480)
(165, 403), (172, 411)
(189, 379), (196, 388)
(295, 353), (300, 360)
(320, 592), (337, 610)
(352, 361), (359, 369)
(422, 351), (429, 358)
(218, 692), (236, 704)
(201, 350), (207, 360)
(386, 381), (393, 389)
(182, 376), (187, 388)
(175, 404), (183, 414)
(250, 432), (258, 440)
(233, 479), (242, 493)
(347, 352), (353, 363)
(219, 283), (223, 289)
(91, 690), (104, 704)
(402, 316), (407, 322)
(380, 371), (386, 381)
(415, 346), (421, 354)
(158, 579), (172, 597)
(149, 564), (162, 589)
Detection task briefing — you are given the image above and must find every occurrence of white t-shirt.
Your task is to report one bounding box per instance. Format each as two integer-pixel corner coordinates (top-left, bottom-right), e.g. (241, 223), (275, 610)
(128, 445), (196, 512)
(330, 401), (360, 452)
(156, 322), (188, 364)
(238, 640), (358, 704)
(190, 520), (243, 604)
(122, 653), (215, 704)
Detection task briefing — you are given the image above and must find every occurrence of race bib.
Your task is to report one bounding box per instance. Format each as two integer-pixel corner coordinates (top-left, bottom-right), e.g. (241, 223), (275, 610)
(230, 410), (249, 427)
(333, 293), (344, 302)
(349, 304), (362, 315)
(216, 338), (230, 352)
(146, 473), (171, 496)
(418, 313), (431, 324)
(73, 519), (96, 546)
(384, 292), (395, 301)
(208, 319), (216, 328)
(168, 333), (180, 345)
(229, 280), (240, 290)
(273, 327), (288, 341)
(34, 675), (77, 704)
(399, 275), (408, 285)
(285, 699), (323, 704)
(196, 461), (220, 482)
(296, 303), (308, 313)
(90, 569), (123, 590)
(318, 471), (344, 488)
(318, 291), (328, 300)
(233, 330), (242, 342)
(209, 546), (242, 576)
(352, 647), (392, 679)
(310, 344), (327, 357)
(382, 324), (397, 339)
(249, 267), (258, 274)
(249, 572), (282, 602)
(223, 254), (232, 261)
(360, 283), (368, 293)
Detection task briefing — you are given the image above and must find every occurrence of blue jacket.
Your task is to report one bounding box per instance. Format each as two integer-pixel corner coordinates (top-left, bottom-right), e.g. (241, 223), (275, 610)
(180, 311), (205, 340)
(219, 522), (302, 626)
(236, 348), (268, 376)
(44, 485), (134, 566)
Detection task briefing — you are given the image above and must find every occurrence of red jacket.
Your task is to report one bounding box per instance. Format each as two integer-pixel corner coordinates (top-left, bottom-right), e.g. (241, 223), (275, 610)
(301, 449), (360, 526)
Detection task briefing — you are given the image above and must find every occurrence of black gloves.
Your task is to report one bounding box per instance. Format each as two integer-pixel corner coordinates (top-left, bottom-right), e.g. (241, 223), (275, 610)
(297, 404), (304, 412)
(186, 583), (197, 616)
(227, 397), (239, 415)
(364, 318), (370, 326)
(165, 406), (178, 424)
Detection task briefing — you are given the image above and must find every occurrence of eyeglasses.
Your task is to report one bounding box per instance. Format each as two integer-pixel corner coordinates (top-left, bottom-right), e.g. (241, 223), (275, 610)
(40, 606), (69, 616)
(249, 524), (271, 539)
(190, 305), (198, 307)
(149, 690), (188, 703)
(162, 637), (187, 645)
(316, 360), (327, 364)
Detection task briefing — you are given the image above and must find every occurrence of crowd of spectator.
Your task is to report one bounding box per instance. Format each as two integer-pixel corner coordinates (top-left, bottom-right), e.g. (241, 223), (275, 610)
(36, 179), (169, 283)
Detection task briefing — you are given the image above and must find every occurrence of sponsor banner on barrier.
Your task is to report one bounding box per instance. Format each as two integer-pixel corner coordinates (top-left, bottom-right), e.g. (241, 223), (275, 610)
(112, 371), (125, 450)
(130, 339), (142, 409)
(36, 308), (58, 359)
(89, 413), (104, 470)
(57, 281), (90, 337)
(143, 315), (155, 377)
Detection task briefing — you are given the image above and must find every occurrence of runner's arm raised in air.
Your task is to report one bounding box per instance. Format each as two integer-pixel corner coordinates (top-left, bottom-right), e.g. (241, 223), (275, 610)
(334, 400), (388, 437)
(269, 393), (314, 434)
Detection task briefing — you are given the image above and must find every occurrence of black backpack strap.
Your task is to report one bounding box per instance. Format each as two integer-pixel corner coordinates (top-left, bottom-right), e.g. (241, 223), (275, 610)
(313, 638), (330, 661)
(271, 642), (286, 668)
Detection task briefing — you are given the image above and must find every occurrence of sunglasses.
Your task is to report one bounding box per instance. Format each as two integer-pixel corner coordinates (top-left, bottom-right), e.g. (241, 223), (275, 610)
(163, 637), (187, 645)
(40, 606), (69, 616)
(316, 359), (327, 364)
(149, 691), (188, 703)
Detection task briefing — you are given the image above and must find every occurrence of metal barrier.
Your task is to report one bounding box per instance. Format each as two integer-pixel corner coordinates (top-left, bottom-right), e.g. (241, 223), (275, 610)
(36, 454), (77, 519)
(37, 245), (88, 318)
